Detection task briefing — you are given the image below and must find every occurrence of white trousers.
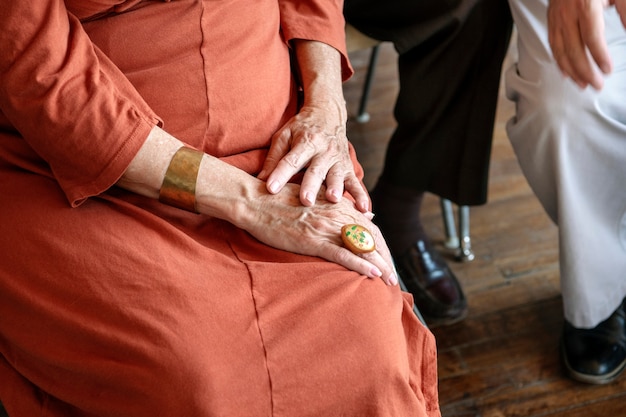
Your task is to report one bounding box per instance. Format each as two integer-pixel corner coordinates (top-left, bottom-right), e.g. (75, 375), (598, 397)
(506, 0), (626, 328)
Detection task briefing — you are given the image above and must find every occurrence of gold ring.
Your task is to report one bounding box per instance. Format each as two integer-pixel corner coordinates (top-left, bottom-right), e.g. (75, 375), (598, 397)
(341, 224), (376, 254)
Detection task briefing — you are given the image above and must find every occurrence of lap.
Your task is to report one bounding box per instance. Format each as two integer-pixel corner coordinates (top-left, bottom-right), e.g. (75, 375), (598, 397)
(0, 168), (438, 417)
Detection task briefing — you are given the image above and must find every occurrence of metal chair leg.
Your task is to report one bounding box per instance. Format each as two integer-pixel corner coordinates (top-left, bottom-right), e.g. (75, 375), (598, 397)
(440, 198), (459, 249)
(440, 198), (475, 262)
(356, 44), (381, 123)
(458, 205), (475, 262)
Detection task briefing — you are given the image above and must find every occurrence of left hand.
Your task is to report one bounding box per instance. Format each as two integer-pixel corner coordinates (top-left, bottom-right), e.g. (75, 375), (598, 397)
(237, 180), (397, 286)
(258, 102), (370, 213)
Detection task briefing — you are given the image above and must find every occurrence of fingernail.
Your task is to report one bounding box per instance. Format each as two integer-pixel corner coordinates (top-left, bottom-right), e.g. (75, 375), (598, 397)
(268, 180), (279, 193)
(364, 211), (374, 220)
(370, 266), (382, 277)
(389, 273), (398, 286)
(330, 189), (340, 200)
(258, 169), (266, 179)
(304, 191), (315, 205)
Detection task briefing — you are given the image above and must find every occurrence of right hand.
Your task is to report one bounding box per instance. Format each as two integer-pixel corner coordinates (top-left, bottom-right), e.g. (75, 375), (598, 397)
(239, 182), (398, 286)
(547, 0), (619, 90)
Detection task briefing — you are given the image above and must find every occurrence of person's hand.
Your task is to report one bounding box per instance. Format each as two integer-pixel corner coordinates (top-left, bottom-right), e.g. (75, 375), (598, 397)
(613, 1), (626, 26)
(239, 181), (397, 286)
(548, 0), (613, 89)
(257, 103), (371, 214)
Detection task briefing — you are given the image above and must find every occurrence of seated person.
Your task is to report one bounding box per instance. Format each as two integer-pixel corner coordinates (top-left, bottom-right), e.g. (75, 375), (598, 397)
(0, 1), (440, 415)
(344, 0), (513, 325)
(506, 0), (626, 384)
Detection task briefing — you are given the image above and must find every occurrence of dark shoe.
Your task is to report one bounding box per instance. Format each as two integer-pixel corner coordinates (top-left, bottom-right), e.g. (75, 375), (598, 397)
(561, 300), (626, 384)
(395, 239), (468, 326)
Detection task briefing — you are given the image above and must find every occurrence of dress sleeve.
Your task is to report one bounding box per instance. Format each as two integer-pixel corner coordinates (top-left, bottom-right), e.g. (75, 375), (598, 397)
(278, 0), (354, 81)
(0, 1), (162, 207)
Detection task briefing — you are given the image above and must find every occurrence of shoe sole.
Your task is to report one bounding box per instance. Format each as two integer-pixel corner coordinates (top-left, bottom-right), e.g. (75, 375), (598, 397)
(560, 341), (626, 385)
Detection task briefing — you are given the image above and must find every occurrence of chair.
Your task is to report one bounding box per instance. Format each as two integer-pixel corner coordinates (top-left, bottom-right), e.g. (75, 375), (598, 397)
(345, 24), (382, 123)
(345, 24), (475, 262)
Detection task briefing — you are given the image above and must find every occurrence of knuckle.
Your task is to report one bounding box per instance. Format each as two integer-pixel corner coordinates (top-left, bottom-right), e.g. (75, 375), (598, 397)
(306, 164), (327, 179)
(343, 174), (360, 185)
(264, 154), (279, 164)
(324, 242), (345, 262)
(333, 246), (349, 262)
(301, 131), (320, 148)
(282, 152), (302, 169)
(326, 169), (345, 180)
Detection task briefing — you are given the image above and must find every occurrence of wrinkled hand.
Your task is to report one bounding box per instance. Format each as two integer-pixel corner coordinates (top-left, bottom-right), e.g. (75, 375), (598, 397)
(258, 104), (370, 214)
(547, 0), (626, 89)
(242, 182), (397, 286)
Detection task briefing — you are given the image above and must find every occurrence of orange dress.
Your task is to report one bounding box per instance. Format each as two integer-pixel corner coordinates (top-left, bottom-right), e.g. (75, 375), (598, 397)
(0, 1), (440, 416)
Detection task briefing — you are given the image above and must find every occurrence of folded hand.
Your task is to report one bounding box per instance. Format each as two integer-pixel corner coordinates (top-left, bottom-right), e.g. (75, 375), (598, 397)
(258, 103), (370, 214)
(240, 182), (397, 286)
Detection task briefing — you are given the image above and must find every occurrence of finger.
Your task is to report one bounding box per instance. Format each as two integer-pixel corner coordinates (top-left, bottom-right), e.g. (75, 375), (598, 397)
(548, 11), (563, 66)
(320, 219), (396, 285)
(342, 173), (370, 213)
(360, 249), (398, 286)
(323, 243), (397, 286)
(299, 158), (330, 206)
(562, 12), (598, 88)
(580, 13), (612, 74)
(322, 164), (346, 203)
(548, 2), (595, 88)
(578, 2), (612, 86)
(548, 8), (582, 85)
(354, 223), (396, 285)
(552, 28), (585, 87)
(259, 128), (291, 181)
(548, 4), (567, 71)
(564, 3), (608, 89)
(615, 0), (626, 30)
(370, 224), (394, 267)
(266, 136), (316, 195)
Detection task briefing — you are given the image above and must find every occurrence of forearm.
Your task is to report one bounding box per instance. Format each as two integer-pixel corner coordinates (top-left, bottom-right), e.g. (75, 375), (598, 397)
(117, 125), (262, 226)
(292, 39), (347, 124)
(118, 126), (395, 284)
(261, 39), (369, 212)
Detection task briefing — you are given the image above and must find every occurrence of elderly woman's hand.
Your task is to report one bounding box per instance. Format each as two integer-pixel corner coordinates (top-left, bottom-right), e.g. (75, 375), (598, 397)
(257, 39), (371, 214)
(240, 181), (397, 286)
(120, 126), (395, 285)
(258, 103), (370, 213)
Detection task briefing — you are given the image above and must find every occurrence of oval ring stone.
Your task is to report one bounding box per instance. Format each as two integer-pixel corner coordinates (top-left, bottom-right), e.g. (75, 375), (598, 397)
(341, 224), (376, 254)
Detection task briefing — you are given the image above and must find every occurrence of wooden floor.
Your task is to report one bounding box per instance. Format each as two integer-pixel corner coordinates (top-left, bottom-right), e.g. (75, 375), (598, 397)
(344, 41), (626, 416)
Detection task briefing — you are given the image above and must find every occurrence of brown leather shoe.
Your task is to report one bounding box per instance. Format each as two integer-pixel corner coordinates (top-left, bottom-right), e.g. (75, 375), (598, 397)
(395, 239), (468, 326)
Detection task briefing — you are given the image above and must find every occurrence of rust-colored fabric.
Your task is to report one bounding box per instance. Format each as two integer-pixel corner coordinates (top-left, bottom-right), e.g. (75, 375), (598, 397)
(0, 1), (440, 416)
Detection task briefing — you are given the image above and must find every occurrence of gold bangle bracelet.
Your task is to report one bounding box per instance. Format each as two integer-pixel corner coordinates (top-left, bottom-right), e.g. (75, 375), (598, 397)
(159, 146), (204, 213)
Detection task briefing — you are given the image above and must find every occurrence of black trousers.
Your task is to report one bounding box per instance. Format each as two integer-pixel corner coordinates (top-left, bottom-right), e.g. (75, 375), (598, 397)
(344, 0), (513, 205)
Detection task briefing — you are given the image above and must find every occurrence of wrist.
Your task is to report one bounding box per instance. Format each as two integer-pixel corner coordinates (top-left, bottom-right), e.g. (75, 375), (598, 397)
(194, 156), (265, 227)
(302, 95), (348, 125)
(159, 146), (204, 213)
